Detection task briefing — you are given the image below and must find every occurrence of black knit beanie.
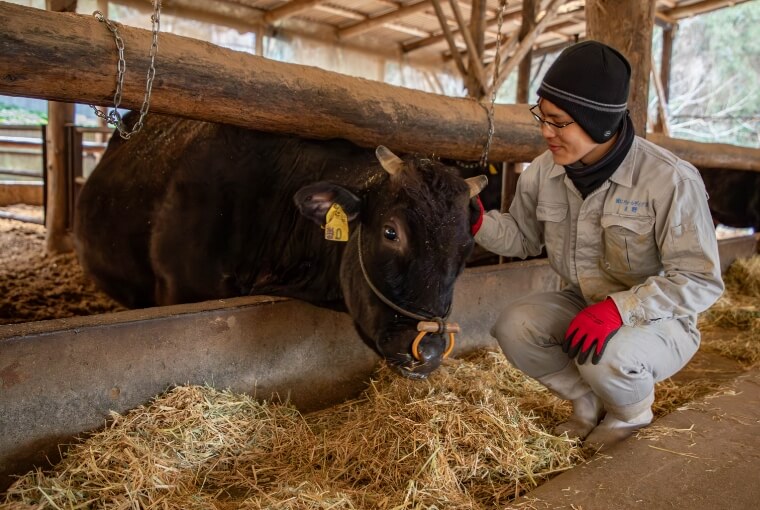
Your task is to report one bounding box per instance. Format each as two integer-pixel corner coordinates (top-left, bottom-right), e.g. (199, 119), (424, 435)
(537, 41), (631, 143)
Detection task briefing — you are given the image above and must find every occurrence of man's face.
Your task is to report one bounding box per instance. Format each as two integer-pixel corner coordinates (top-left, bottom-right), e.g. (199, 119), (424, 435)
(535, 99), (609, 166)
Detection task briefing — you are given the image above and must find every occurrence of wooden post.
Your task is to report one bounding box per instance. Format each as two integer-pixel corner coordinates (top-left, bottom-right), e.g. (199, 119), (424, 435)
(430, 0), (471, 90)
(660, 24), (675, 105)
(653, 22), (676, 133)
(44, 0), (76, 254)
(466, 0), (487, 99)
(586, 0), (657, 138)
(501, 0), (537, 219)
(446, 0), (488, 96)
(515, 0), (537, 104)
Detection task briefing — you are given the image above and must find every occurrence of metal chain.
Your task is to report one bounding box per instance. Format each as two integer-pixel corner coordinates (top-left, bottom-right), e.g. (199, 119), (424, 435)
(479, 0), (507, 170)
(89, 0), (162, 140)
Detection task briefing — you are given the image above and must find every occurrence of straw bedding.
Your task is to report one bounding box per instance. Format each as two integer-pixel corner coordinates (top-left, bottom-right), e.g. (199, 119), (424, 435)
(699, 255), (760, 367)
(2, 255), (758, 509)
(3, 351), (585, 509)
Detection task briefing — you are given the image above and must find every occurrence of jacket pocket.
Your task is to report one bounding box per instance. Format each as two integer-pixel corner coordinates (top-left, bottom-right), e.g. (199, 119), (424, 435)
(601, 214), (661, 275)
(536, 202), (568, 223)
(537, 202), (569, 272)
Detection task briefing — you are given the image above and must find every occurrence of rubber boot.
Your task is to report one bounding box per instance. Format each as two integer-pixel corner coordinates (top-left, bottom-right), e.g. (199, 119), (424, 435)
(536, 363), (604, 440)
(585, 391), (655, 452)
(553, 391), (605, 440)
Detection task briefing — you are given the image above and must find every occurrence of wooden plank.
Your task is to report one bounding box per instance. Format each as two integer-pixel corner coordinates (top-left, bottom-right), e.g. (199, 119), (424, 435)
(263, 0), (324, 23)
(339, 0), (432, 39)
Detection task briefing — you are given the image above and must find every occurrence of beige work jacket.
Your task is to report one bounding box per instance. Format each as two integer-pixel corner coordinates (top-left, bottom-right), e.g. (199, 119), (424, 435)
(476, 136), (724, 327)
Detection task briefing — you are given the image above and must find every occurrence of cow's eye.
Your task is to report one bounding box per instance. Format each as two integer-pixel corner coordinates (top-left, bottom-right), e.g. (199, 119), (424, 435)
(383, 226), (398, 241)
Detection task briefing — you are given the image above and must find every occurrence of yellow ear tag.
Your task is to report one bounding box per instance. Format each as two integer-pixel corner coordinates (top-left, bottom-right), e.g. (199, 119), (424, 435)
(324, 203), (349, 242)
(488, 163), (498, 175)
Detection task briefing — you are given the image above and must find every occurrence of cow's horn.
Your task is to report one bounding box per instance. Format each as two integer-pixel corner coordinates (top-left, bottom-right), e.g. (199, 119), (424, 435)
(376, 146), (404, 176)
(465, 175), (489, 197)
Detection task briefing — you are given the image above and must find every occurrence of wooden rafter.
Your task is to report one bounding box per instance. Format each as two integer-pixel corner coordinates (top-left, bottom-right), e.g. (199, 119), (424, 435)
(403, 8), (523, 53)
(486, 0), (565, 97)
(264, 0), (325, 23)
(339, 0), (432, 39)
(430, 0), (471, 82)
(446, 0), (488, 93)
(660, 0), (750, 19)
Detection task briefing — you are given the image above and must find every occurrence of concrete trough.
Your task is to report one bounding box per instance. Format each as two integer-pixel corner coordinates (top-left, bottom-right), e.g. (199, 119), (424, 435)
(0, 259), (560, 490)
(0, 234), (756, 491)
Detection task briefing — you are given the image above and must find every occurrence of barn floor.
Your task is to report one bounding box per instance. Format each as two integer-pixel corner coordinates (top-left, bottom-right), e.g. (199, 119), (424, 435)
(0, 205), (123, 325)
(508, 358), (760, 510)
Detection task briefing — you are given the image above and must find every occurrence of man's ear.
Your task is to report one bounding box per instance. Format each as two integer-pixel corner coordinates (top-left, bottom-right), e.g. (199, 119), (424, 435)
(293, 182), (361, 226)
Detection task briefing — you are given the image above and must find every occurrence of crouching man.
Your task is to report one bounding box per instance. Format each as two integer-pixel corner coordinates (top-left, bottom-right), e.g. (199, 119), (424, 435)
(471, 41), (723, 450)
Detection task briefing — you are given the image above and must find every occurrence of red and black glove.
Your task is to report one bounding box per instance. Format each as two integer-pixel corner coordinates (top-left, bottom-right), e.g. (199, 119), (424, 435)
(563, 298), (623, 365)
(470, 196), (485, 236)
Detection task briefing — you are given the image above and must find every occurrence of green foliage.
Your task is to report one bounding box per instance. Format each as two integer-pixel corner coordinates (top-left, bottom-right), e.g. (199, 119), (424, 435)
(0, 103), (47, 125)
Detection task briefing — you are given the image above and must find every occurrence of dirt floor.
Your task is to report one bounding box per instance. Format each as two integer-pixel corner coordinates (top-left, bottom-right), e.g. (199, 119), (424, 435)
(0, 204), (124, 325)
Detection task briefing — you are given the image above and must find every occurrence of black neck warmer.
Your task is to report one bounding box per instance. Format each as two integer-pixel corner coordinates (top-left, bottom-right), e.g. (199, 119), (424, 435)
(564, 114), (635, 198)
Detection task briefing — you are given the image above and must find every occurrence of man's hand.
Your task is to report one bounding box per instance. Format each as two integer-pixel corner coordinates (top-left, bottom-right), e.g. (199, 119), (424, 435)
(470, 196), (484, 236)
(563, 298), (623, 365)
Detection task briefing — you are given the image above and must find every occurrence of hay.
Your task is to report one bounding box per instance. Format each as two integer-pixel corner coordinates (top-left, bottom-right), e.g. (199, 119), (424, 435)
(3, 351), (586, 510)
(722, 255), (760, 298)
(700, 255), (760, 367)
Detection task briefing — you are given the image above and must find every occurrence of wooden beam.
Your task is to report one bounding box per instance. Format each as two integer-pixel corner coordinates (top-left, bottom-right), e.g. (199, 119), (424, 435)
(649, 134), (760, 172)
(134, 0), (264, 27)
(403, 8), (524, 53)
(339, 0), (431, 39)
(660, 23), (675, 103)
(650, 67), (670, 136)
(660, 0), (750, 20)
(264, 0), (324, 23)
(45, 0), (76, 255)
(516, 0), (538, 103)
(465, 0), (487, 99)
(0, 2), (540, 162)
(1, 2), (758, 171)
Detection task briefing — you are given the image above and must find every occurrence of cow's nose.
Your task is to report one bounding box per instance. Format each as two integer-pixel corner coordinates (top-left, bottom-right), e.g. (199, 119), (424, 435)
(414, 337), (443, 365)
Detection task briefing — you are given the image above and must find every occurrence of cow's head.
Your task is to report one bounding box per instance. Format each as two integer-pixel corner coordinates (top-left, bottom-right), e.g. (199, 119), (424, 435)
(295, 146), (487, 378)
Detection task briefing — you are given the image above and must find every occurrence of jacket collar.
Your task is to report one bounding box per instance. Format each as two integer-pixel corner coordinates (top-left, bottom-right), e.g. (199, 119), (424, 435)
(547, 136), (640, 187)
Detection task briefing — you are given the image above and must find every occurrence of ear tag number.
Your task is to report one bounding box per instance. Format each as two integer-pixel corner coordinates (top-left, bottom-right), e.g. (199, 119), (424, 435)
(325, 203), (349, 242)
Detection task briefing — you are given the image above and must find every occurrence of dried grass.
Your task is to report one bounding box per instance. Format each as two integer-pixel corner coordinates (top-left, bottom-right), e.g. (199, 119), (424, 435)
(3, 351), (586, 510)
(700, 255), (760, 366)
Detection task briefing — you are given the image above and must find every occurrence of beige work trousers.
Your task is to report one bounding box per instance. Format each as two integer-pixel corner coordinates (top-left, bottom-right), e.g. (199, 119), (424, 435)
(491, 288), (700, 408)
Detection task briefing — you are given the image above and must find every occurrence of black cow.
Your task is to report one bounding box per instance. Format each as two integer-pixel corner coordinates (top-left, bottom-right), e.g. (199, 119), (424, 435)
(698, 167), (760, 231)
(74, 113), (487, 379)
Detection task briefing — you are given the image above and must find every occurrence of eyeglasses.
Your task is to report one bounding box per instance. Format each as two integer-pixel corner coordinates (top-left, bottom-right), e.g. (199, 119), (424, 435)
(529, 104), (575, 130)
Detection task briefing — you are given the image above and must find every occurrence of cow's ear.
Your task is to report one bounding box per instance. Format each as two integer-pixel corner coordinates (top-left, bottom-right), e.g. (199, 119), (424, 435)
(294, 182), (361, 225)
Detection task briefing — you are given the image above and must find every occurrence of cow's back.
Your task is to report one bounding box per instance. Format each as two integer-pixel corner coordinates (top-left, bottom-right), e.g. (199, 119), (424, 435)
(75, 112), (379, 308)
(74, 114), (211, 307)
(147, 121), (377, 306)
